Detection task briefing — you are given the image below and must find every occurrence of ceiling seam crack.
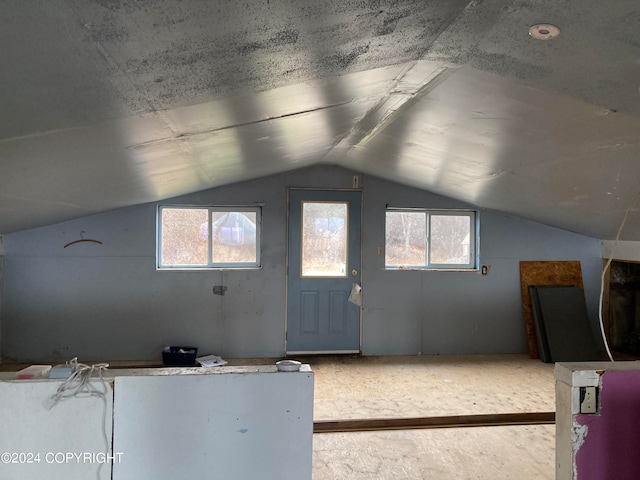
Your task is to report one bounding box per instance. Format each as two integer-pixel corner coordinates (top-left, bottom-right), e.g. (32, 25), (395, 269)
(126, 99), (358, 150)
(319, 62), (455, 161)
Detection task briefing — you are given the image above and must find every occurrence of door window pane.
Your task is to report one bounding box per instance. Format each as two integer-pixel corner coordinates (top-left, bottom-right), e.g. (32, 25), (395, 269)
(301, 202), (348, 277)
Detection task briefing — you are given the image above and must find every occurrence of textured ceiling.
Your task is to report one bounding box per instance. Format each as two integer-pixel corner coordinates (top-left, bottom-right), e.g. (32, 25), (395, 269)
(1, 0), (639, 239)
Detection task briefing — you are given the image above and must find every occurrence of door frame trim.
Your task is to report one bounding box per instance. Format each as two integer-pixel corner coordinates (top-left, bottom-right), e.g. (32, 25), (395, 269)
(285, 187), (363, 355)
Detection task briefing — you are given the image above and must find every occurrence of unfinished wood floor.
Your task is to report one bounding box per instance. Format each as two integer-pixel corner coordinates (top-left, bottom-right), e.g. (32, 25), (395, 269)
(296, 354), (555, 480)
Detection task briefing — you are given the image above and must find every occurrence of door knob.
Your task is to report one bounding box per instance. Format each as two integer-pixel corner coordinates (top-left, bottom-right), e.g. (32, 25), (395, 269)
(352, 269), (358, 276)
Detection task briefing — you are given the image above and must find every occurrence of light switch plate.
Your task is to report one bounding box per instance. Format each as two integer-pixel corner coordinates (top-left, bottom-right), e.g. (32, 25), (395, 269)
(580, 386), (597, 414)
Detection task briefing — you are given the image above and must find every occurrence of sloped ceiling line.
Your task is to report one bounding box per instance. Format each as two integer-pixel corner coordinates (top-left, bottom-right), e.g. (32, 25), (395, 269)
(353, 65), (456, 149)
(322, 61), (456, 161)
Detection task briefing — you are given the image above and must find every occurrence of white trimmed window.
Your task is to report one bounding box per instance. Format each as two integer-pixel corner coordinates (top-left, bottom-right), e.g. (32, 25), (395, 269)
(158, 206), (261, 269)
(385, 209), (478, 270)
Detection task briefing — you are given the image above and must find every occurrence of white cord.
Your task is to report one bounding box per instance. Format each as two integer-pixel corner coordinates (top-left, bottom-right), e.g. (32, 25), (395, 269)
(598, 191), (640, 362)
(47, 357), (111, 480)
(599, 258), (616, 362)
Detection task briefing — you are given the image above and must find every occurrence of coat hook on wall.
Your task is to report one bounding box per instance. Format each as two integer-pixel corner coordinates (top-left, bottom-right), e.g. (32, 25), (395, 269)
(63, 231), (103, 248)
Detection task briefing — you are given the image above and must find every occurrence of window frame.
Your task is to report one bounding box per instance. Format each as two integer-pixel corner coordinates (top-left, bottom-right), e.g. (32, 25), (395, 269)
(385, 208), (479, 271)
(157, 205), (262, 270)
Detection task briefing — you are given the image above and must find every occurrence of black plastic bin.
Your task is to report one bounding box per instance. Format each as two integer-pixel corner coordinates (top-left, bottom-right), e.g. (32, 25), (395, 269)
(162, 346), (198, 367)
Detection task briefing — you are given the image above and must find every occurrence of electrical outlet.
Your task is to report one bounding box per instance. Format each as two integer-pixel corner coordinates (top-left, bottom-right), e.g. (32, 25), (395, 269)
(580, 386), (598, 414)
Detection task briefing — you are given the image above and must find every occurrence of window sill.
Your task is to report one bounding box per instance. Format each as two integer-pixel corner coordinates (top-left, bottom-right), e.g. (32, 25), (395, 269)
(157, 266), (263, 271)
(384, 267), (480, 272)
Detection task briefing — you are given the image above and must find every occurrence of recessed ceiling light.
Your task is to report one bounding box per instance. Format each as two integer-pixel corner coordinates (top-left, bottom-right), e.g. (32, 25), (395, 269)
(529, 24), (560, 40)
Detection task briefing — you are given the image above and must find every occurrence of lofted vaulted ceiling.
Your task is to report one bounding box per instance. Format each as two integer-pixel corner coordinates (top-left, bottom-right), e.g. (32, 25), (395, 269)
(1, 0), (639, 239)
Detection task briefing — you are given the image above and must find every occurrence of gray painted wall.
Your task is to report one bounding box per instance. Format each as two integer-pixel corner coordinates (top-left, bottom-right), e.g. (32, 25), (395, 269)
(0, 165), (603, 362)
